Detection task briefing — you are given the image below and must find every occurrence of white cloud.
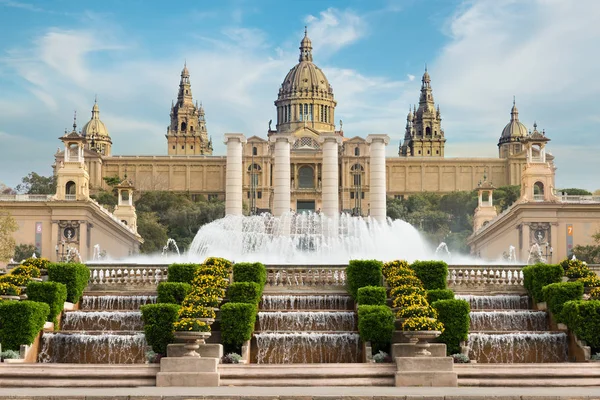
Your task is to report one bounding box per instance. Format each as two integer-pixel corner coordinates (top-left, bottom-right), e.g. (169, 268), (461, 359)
(304, 8), (366, 54)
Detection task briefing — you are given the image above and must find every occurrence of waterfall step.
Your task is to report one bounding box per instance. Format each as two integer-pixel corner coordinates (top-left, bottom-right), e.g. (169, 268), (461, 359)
(219, 363), (395, 386)
(80, 295), (157, 311)
(0, 364), (158, 387)
(62, 311), (143, 332)
(456, 295), (530, 310)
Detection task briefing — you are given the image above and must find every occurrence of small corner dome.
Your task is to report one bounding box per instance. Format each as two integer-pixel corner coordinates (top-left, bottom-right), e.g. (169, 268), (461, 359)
(499, 101), (528, 145)
(81, 101), (110, 139)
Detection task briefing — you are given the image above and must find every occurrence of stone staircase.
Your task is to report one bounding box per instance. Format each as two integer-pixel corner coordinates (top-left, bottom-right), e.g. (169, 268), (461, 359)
(456, 363), (600, 386)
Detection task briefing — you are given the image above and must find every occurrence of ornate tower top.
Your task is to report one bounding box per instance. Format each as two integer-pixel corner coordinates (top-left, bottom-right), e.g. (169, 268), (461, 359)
(81, 98), (112, 156)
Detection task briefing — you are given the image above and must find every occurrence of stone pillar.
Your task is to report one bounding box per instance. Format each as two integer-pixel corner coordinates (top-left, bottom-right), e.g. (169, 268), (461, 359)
(366, 134), (390, 222)
(224, 134), (246, 216)
(270, 134), (293, 216)
(319, 134), (342, 217)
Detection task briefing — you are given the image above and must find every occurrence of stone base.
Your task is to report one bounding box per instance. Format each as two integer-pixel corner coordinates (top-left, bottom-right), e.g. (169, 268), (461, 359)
(392, 343), (446, 358)
(156, 356), (219, 387)
(167, 343), (223, 359)
(395, 356), (457, 387)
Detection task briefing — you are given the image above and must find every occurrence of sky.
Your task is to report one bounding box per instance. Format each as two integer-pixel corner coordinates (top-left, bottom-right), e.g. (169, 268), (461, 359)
(0, 0), (599, 191)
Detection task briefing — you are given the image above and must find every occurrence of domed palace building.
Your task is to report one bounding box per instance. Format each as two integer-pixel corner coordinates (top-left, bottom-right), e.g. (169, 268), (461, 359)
(57, 30), (541, 218)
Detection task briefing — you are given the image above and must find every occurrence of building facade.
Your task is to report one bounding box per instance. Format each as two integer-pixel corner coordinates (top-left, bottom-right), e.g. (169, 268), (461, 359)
(59, 30), (544, 216)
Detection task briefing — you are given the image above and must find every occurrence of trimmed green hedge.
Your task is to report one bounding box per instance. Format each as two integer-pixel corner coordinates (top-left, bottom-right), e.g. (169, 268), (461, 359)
(227, 282), (262, 305)
(410, 261), (448, 290)
(220, 302), (257, 348)
(432, 299), (470, 355)
(47, 263), (90, 304)
(232, 262), (267, 287)
(347, 260), (383, 299)
(140, 303), (180, 355)
(26, 281), (67, 326)
(426, 289), (455, 304)
(167, 263), (200, 284)
(357, 305), (394, 351)
(0, 300), (49, 351)
(157, 282), (191, 304)
(357, 286), (387, 306)
(542, 281), (584, 322)
(562, 300), (600, 349)
(523, 263), (564, 303)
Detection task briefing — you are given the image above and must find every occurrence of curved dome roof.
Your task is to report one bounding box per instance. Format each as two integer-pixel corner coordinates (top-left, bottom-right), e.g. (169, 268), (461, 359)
(81, 101), (110, 139)
(499, 101), (527, 145)
(277, 29), (333, 100)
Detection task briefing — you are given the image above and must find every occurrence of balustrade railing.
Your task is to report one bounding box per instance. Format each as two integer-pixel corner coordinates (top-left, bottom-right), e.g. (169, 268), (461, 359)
(88, 264), (168, 289)
(447, 265), (526, 293)
(264, 266), (347, 292)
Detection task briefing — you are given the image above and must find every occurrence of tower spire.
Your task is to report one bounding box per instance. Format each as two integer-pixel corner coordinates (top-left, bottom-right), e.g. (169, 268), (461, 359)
(511, 96), (519, 121)
(299, 26), (313, 62)
(73, 111), (77, 131)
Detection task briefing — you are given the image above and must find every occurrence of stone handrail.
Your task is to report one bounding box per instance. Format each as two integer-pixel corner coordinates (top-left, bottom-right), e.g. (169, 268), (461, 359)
(0, 194), (53, 202)
(264, 265), (347, 292)
(88, 264), (168, 289)
(447, 264), (526, 294)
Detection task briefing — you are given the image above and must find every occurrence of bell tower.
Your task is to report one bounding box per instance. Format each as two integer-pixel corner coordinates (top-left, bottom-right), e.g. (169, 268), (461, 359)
(55, 114), (90, 201)
(473, 172), (498, 232)
(166, 63), (213, 155)
(399, 68), (446, 157)
(519, 124), (557, 203)
(113, 179), (138, 233)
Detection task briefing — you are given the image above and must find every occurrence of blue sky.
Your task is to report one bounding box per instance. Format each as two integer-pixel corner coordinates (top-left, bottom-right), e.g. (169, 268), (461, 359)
(0, 0), (599, 191)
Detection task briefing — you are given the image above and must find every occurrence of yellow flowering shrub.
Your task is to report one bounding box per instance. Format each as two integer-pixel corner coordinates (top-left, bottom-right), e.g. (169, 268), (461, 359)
(21, 257), (50, 270)
(390, 285), (426, 299)
(173, 318), (211, 332)
(203, 257), (233, 273)
(11, 264), (41, 278)
(579, 275), (600, 288)
(396, 305), (437, 319)
(382, 260), (410, 279)
(393, 293), (429, 309)
(178, 305), (216, 319)
(0, 274), (29, 287)
(0, 282), (21, 296)
(590, 287), (600, 300)
(401, 316), (444, 332)
(191, 274), (229, 289)
(387, 275), (423, 289)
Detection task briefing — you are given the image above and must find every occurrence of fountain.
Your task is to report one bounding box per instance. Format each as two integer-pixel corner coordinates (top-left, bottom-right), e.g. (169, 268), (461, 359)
(66, 246), (82, 263)
(435, 242), (451, 261)
(527, 243), (546, 265)
(188, 212), (431, 264)
(92, 244), (102, 261)
(162, 238), (180, 257)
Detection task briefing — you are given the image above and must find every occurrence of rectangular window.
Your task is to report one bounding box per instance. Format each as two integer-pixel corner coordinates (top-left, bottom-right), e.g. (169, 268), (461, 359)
(350, 192), (355, 199)
(258, 191), (262, 199)
(361, 192), (365, 199)
(191, 145), (194, 150)
(320, 105), (324, 122)
(309, 104), (313, 121)
(287, 105), (291, 122)
(172, 145), (175, 149)
(182, 145), (185, 149)
(247, 191), (250, 199)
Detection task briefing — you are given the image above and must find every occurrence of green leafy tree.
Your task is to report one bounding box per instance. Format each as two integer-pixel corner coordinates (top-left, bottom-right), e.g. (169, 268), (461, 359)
(492, 185), (520, 212)
(103, 175), (122, 187)
(91, 190), (118, 211)
(15, 172), (56, 195)
(557, 188), (592, 196)
(14, 244), (39, 262)
(137, 212), (168, 254)
(0, 213), (18, 262)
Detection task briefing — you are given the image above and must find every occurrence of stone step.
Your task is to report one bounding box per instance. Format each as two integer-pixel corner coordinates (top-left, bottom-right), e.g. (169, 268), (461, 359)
(219, 377), (394, 386)
(459, 378), (600, 387)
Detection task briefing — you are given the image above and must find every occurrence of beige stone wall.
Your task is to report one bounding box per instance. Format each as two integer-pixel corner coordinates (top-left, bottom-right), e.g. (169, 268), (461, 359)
(4, 200), (141, 262)
(468, 203), (600, 263)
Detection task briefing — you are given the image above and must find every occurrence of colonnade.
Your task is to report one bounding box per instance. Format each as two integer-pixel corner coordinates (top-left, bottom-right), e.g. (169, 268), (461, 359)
(225, 133), (390, 222)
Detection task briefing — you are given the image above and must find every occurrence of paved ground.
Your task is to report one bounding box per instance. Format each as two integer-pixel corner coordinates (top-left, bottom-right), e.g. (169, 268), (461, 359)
(1, 387), (600, 399)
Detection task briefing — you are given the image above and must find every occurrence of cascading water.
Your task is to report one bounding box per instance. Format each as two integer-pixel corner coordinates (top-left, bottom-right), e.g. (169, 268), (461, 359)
(188, 212), (430, 264)
(254, 294), (361, 363)
(470, 310), (548, 331)
(456, 294), (529, 310)
(62, 311), (143, 331)
(81, 295), (156, 310)
(464, 294), (567, 363)
(261, 295), (351, 310)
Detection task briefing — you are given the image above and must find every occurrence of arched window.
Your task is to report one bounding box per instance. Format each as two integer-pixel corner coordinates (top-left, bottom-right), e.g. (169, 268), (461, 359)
(181, 122), (187, 132)
(121, 220), (128, 225)
(298, 166), (314, 188)
(252, 146), (258, 156)
(248, 164), (261, 186)
(354, 147), (360, 156)
(65, 181), (76, 196)
(534, 181), (545, 195)
(426, 127), (432, 137)
(351, 164), (364, 186)
(121, 190), (129, 202)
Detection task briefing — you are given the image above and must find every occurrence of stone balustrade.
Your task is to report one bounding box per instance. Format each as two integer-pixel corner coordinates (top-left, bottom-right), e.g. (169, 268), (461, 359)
(264, 266), (348, 293)
(448, 264), (526, 294)
(87, 264), (168, 291)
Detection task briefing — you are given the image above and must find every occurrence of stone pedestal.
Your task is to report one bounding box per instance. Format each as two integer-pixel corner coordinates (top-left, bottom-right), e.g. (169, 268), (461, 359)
(366, 134), (389, 222)
(167, 343), (223, 359)
(156, 356), (219, 387)
(224, 134), (246, 216)
(392, 343), (447, 358)
(395, 356), (457, 387)
(270, 134), (293, 217)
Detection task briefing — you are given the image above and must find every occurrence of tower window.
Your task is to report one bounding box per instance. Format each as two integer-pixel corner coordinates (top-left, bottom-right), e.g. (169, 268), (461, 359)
(427, 150), (430, 155)
(172, 145), (175, 149)
(181, 122), (187, 131)
(182, 145), (184, 149)
(191, 145), (194, 150)
(354, 147), (360, 156)
(186, 90), (188, 94)
(436, 150), (439, 154)
(350, 192), (355, 199)
(253, 146), (258, 156)
(426, 127), (431, 137)
(418, 150), (421, 155)
(257, 191), (262, 199)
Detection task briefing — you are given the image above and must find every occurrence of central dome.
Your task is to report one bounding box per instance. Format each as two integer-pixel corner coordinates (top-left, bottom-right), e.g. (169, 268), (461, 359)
(499, 101), (528, 145)
(277, 29), (334, 101)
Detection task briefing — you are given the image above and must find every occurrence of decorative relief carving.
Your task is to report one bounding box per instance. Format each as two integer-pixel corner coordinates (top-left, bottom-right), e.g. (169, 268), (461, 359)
(529, 222), (551, 246)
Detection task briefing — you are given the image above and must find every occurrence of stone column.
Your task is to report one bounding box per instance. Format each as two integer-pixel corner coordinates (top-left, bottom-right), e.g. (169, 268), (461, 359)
(270, 134), (293, 216)
(366, 134), (390, 222)
(224, 133), (246, 216)
(319, 134), (342, 217)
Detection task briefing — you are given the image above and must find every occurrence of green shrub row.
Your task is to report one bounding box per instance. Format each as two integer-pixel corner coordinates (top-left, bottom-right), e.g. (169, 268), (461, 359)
(410, 261), (448, 290)
(357, 286), (387, 306)
(426, 289), (454, 304)
(431, 299), (470, 355)
(562, 300), (600, 349)
(157, 282), (191, 304)
(167, 263), (200, 284)
(347, 260), (383, 299)
(0, 300), (49, 351)
(357, 305), (395, 351)
(47, 263), (90, 304)
(26, 281), (67, 327)
(227, 282), (262, 304)
(220, 302), (257, 348)
(542, 281), (584, 323)
(233, 262), (267, 288)
(140, 303), (180, 355)
(523, 263), (564, 303)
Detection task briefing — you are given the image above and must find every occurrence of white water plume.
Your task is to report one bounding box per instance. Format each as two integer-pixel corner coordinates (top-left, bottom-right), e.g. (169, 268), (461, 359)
(80, 295), (156, 311)
(470, 311), (548, 332)
(258, 311), (356, 332)
(261, 295), (351, 310)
